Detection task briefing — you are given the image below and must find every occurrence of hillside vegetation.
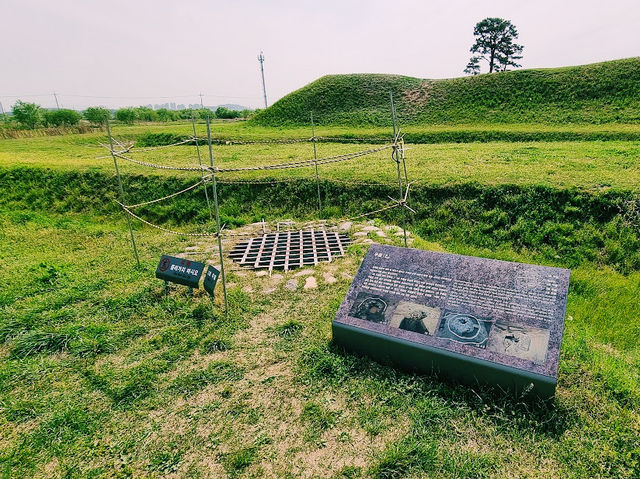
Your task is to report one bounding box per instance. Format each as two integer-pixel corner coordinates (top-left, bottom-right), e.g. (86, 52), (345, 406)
(253, 58), (640, 126)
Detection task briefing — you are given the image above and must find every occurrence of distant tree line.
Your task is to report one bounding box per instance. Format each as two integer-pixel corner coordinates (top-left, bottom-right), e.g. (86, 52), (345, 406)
(4, 101), (254, 129)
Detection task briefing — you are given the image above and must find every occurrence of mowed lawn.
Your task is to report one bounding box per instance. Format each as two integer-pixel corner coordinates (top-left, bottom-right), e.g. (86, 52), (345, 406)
(0, 122), (639, 191)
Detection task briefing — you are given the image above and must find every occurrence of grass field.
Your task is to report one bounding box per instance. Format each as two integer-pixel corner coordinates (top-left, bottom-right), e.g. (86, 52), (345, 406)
(1, 119), (639, 478)
(1, 122), (640, 191)
(1, 209), (638, 478)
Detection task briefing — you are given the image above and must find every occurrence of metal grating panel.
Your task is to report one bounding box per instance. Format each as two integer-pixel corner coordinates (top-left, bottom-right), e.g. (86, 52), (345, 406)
(229, 229), (352, 272)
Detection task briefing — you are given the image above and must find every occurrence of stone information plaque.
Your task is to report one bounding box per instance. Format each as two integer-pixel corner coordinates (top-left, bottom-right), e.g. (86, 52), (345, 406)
(155, 255), (204, 289)
(332, 244), (570, 398)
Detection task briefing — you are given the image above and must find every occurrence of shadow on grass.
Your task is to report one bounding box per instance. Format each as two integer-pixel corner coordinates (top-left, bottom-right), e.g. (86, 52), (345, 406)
(299, 342), (576, 439)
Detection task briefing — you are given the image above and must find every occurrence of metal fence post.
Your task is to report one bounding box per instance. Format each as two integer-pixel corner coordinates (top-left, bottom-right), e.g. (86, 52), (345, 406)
(390, 92), (408, 247)
(311, 111), (322, 213)
(191, 111), (214, 221)
(106, 116), (141, 266)
(206, 116), (229, 316)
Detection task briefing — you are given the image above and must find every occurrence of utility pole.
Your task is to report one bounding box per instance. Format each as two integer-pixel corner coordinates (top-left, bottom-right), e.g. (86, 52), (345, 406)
(258, 51), (268, 108)
(199, 93), (204, 108)
(53, 92), (60, 110)
(0, 101), (6, 122)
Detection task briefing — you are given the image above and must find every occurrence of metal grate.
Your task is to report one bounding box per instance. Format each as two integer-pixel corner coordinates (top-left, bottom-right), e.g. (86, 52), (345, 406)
(229, 229), (352, 272)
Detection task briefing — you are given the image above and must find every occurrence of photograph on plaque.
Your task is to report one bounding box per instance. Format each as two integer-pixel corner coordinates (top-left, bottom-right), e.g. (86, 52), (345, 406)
(486, 321), (550, 364)
(348, 292), (397, 324)
(388, 301), (441, 336)
(436, 310), (493, 348)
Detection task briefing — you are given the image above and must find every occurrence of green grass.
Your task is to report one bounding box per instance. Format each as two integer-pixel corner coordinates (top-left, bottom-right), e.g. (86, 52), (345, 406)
(1, 118), (639, 477)
(0, 208), (638, 478)
(253, 57), (640, 126)
(1, 123), (640, 191)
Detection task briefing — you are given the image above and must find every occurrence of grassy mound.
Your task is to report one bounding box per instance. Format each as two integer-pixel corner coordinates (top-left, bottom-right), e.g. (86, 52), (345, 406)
(253, 58), (640, 126)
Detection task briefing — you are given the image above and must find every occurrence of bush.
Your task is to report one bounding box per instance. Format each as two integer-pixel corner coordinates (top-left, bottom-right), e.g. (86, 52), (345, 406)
(84, 107), (111, 125)
(215, 107), (241, 119)
(115, 108), (137, 124)
(192, 108), (213, 120)
(44, 109), (82, 127)
(12, 101), (43, 129)
(134, 107), (157, 122)
(155, 108), (175, 122)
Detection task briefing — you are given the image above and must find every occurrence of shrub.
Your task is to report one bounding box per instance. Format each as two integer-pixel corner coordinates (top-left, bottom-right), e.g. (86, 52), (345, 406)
(84, 107), (111, 125)
(215, 107), (241, 119)
(134, 106), (157, 122)
(193, 108), (213, 120)
(44, 109), (82, 127)
(12, 101), (43, 129)
(155, 108), (175, 122)
(115, 108), (137, 124)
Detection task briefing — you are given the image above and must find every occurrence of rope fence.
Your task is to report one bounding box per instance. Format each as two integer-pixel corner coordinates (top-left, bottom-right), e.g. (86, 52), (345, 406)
(116, 191), (411, 239)
(122, 175), (213, 208)
(106, 143), (392, 174)
(107, 98), (411, 314)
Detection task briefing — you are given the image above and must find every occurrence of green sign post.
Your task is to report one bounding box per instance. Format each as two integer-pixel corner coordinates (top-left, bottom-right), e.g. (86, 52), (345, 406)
(203, 265), (220, 297)
(155, 255), (204, 291)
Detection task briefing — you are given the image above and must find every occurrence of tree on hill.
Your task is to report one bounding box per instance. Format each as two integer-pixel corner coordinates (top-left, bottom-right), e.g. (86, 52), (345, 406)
(465, 18), (523, 74)
(12, 101), (43, 129)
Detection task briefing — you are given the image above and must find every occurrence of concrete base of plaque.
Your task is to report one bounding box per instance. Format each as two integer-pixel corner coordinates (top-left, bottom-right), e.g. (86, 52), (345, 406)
(332, 245), (570, 398)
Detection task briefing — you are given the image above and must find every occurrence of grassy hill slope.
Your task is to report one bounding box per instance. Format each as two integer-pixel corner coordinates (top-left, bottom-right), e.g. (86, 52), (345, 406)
(253, 58), (640, 126)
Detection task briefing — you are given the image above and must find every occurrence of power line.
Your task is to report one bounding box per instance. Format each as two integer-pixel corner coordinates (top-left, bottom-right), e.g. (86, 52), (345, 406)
(0, 93), (262, 100)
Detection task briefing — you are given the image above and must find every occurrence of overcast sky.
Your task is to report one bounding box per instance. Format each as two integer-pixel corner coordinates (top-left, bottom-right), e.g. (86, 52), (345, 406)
(2, 0), (639, 110)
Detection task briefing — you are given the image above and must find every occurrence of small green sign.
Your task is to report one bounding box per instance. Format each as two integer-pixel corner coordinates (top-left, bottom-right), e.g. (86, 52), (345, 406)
(155, 255), (204, 289)
(203, 265), (220, 296)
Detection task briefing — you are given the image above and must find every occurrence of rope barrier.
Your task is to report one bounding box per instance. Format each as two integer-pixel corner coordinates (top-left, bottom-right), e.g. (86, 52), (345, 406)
(132, 137), (196, 151)
(206, 136), (391, 145)
(316, 136), (391, 143)
(116, 201), (219, 237)
(109, 144), (391, 174)
(115, 194), (408, 239)
(97, 135), (393, 154)
(347, 201), (401, 220)
(117, 201), (264, 238)
(217, 177), (316, 185)
(123, 175), (213, 208)
(213, 145), (392, 173)
(113, 151), (207, 172)
(319, 177), (398, 187)
(206, 137), (313, 145)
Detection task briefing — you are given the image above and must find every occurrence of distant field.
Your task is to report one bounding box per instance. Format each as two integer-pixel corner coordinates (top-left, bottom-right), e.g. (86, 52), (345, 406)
(1, 122), (640, 191)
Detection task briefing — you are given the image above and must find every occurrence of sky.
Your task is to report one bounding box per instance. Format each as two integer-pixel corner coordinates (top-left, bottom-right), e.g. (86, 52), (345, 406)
(1, 0), (639, 111)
